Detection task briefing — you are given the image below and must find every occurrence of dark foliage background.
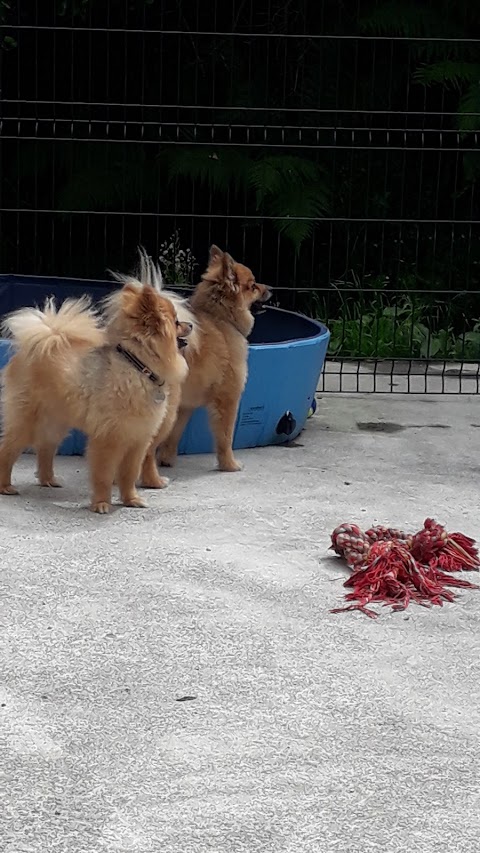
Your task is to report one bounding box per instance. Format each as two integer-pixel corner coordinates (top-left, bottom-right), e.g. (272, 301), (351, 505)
(1, 0), (480, 360)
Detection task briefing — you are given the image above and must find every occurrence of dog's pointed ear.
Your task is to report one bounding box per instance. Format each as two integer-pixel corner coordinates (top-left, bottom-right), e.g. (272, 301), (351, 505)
(120, 282), (141, 317)
(121, 283), (160, 325)
(140, 286), (176, 336)
(209, 245), (224, 264)
(222, 252), (237, 287)
(203, 246), (237, 290)
(139, 285), (159, 312)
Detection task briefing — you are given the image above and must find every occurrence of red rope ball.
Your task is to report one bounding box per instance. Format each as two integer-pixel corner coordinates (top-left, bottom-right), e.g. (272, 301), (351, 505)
(330, 518), (479, 618)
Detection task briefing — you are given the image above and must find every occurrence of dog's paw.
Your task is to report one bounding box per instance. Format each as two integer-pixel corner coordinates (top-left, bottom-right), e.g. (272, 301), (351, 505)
(123, 496), (148, 509)
(90, 501), (111, 514)
(218, 458), (243, 472)
(158, 457), (175, 469)
(156, 445), (176, 468)
(0, 484), (19, 495)
(140, 475), (170, 490)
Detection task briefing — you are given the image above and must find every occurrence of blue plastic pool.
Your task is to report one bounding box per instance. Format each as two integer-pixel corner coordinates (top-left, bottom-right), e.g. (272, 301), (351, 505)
(0, 274), (330, 455)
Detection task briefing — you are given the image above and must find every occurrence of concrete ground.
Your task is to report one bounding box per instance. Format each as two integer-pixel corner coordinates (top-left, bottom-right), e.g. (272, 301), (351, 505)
(1, 392), (480, 853)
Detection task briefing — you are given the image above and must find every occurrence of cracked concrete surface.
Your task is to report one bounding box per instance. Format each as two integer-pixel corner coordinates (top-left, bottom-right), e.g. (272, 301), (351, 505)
(1, 393), (480, 853)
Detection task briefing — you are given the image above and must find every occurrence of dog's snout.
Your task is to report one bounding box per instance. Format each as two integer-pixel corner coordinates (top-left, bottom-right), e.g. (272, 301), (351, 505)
(261, 285), (273, 303)
(177, 320), (193, 337)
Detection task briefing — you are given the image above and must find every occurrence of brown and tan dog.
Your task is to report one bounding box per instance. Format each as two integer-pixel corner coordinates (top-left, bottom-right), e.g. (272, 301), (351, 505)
(0, 280), (191, 513)
(140, 244), (271, 486)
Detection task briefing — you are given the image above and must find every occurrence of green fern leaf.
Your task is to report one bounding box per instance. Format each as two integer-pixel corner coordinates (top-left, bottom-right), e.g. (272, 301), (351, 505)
(248, 155), (321, 206)
(57, 165), (118, 210)
(462, 152), (480, 183)
(165, 147), (249, 195)
(360, 1), (468, 60)
(457, 83), (480, 133)
(264, 181), (330, 253)
(360, 2), (447, 38)
(248, 154), (330, 251)
(414, 61), (480, 90)
(164, 148), (330, 250)
(248, 158), (284, 206)
(57, 147), (160, 211)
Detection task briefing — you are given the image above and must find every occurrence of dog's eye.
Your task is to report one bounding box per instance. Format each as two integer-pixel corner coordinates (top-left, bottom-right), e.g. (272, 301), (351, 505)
(251, 282), (258, 291)
(175, 319), (180, 327)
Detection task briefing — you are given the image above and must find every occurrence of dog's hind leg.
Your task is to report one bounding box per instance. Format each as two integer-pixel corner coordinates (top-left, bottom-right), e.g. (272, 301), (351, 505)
(157, 406), (193, 468)
(0, 429), (32, 495)
(140, 443), (170, 489)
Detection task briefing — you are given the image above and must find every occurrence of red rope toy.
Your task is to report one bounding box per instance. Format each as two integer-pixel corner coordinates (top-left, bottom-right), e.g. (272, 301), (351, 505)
(330, 518), (479, 618)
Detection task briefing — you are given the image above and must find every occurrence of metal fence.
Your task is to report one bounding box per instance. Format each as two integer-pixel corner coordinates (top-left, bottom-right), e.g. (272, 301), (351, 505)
(1, 0), (480, 393)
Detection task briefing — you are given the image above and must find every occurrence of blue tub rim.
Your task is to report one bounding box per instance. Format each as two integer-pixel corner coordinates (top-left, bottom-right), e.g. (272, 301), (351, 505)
(248, 306), (328, 349)
(0, 274), (330, 350)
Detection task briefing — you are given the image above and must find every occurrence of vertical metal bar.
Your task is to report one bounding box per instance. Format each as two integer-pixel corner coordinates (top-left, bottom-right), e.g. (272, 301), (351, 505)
(15, 0), (21, 272)
(120, 0), (128, 261)
(51, 4), (56, 275)
(67, 2), (74, 273)
(155, 3), (165, 257)
(103, 0), (111, 272)
(33, 0), (39, 272)
(85, 0), (93, 277)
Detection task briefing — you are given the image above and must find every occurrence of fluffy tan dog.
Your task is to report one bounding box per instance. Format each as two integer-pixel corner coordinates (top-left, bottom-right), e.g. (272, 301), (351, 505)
(0, 280), (191, 513)
(140, 244), (271, 485)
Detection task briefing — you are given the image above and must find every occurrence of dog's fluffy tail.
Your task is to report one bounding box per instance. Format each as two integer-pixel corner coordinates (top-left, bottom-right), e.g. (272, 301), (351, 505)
(2, 296), (105, 364)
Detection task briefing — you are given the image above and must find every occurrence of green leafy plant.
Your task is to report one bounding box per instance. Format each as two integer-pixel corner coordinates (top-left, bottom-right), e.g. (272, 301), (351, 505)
(414, 62), (480, 133)
(57, 0), (90, 17)
(327, 298), (480, 361)
(164, 147), (330, 252)
(35, 142), (330, 254)
(0, 0), (16, 49)
(158, 231), (197, 286)
(413, 61), (480, 90)
(55, 144), (161, 212)
(361, 1), (451, 40)
(2, 0), (480, 334)
(166, 148), (250, 197)
(454, 323), (480, 360)
(361, 1), (480, 133)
